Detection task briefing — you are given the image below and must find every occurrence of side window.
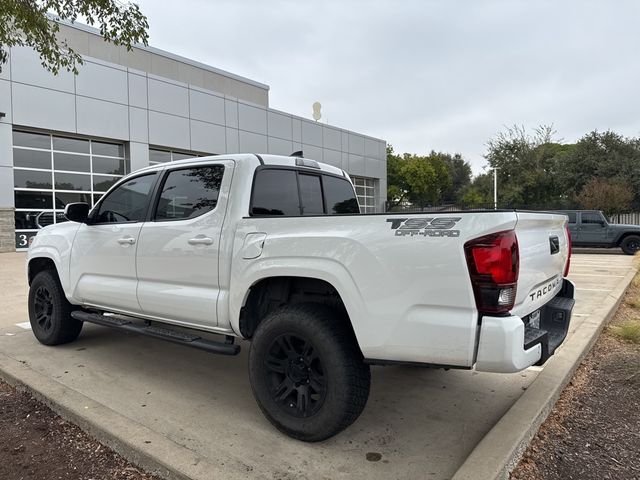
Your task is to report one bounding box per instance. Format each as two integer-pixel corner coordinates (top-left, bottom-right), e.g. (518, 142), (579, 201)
(323, 175), (360, 214)
(93, 173), (156, 223)
(299, 174), (324, 215)
(155, 166), (224, 221)
(581, 212), (603, 224)
(251, 169), (299, 216)
(566, 212), (577, 224)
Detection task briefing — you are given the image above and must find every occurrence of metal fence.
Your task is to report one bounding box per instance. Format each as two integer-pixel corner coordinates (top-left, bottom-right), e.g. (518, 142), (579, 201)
(609, 213), (640, 225)
(386, 203), (496, 213)
(386, 203), (640, 225)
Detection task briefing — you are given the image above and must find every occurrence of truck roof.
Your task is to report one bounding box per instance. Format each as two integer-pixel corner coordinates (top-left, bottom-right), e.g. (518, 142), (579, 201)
(134, 153), (346, 178)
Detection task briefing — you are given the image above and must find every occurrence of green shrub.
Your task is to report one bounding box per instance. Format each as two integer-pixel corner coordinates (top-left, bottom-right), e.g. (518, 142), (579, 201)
(612, 320), (640, 344)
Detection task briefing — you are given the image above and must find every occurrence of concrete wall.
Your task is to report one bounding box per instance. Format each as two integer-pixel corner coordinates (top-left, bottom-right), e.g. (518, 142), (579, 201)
(4, 45), (386, 185)
(55, 23), (269, 107)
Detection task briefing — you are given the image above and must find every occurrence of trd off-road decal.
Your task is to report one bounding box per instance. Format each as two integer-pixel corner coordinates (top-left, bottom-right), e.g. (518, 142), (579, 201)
(386, 217), (462, 237)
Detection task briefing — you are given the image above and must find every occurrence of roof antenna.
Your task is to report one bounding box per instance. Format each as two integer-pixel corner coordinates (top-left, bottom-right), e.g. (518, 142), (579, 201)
(290, 151), (304, 158)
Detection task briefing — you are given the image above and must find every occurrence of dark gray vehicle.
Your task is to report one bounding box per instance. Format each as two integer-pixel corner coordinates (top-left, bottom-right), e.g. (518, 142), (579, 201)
(558, 210), (640, 255)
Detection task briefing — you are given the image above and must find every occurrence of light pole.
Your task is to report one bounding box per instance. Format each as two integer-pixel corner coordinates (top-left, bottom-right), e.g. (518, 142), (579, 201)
(488, 167), (499, 210)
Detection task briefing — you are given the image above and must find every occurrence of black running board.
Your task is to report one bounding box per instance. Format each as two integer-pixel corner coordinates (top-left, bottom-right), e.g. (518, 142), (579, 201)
(71, 311), (240, 356)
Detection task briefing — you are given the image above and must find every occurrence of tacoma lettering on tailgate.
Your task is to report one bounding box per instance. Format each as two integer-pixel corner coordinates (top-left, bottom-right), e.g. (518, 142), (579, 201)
(528, 277), (561, 302)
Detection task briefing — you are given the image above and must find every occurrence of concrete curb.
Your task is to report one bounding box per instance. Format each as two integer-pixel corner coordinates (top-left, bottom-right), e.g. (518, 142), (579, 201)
(0, 351), (247, 480)
(451, 267), (637, 480)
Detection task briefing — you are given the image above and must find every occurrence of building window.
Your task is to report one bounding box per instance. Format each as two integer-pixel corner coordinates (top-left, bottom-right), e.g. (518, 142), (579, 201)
(12, 130), (127, 250)
(351, 176), (377, 213)
(148, 147), (204, 165)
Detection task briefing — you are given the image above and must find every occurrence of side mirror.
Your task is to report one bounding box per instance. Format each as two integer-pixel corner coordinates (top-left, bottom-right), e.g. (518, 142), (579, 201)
(64, 202), (90, 223)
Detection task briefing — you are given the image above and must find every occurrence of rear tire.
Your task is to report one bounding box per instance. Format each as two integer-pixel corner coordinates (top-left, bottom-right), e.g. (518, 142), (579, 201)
(620, 235), (640, 255)
(28, 270), (83, 345)
(248, 303), (371, 442)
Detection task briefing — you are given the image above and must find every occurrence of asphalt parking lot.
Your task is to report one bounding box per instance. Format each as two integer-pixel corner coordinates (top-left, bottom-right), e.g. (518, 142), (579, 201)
(0, 252), (636, 480)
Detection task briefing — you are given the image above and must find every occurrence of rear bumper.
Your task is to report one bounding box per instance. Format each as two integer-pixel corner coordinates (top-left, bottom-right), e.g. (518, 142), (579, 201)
(475, 279), (575, 373)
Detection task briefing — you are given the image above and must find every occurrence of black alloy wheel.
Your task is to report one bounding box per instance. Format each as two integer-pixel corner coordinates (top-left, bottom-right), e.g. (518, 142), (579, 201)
(33, 285), (55, 334)
(28, 270), (83, 345)
(265, 333), (326, 418)
(249, 303), (371, 442)
(621, 235), (640, 255)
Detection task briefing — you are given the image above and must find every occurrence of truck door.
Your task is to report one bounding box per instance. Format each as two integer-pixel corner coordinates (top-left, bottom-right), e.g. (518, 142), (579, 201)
(576, 211), (607, 245)
(69, 172), (159, 312)
(135, 161), (233, 327)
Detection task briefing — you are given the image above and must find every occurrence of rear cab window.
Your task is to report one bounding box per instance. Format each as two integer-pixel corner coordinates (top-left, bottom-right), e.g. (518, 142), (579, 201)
(251, 169), (299, 216)
(250, 167), (360, 216)
(323, 175), (360, 214)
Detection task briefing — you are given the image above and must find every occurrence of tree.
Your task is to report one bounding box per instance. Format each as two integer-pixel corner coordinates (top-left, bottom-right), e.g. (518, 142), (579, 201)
(559, 130), (640, 208)
(576, 178), (634, 215)
(460, 172), (493, 208)
(386, 146), (452, 209)
(386, 145), (407, 209)
(485, 125), (573, 208)
(0, 0), (149, 75)
(402, 153), (451, 206)
(440, 153), (472, 203)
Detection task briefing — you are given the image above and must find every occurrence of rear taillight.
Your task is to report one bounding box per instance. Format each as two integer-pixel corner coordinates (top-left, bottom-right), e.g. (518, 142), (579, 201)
(464, 230), (519, 314)
(564, 225), (572, 277)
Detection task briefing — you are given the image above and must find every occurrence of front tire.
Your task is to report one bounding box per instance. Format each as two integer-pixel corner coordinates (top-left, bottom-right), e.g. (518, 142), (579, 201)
(28, 270), (83, 345)
(620, 235), (640, 255)
(249, 303), (371, 442)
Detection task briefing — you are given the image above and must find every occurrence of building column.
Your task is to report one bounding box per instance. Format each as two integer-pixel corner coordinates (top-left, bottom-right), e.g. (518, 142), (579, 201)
(128, 141), (149, 173)
(0, 123), (15, 253)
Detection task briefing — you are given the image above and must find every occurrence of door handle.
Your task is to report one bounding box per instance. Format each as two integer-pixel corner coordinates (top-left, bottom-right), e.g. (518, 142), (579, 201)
(188, 236), (214, 246)
(117, 237), (136, 245)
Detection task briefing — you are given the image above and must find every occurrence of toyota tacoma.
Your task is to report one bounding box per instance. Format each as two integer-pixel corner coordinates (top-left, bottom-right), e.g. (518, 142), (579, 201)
(26, 153), (575, 441)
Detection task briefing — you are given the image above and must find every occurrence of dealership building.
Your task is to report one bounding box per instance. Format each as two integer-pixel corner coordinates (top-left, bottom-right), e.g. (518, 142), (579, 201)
(0, 21), (387, 252)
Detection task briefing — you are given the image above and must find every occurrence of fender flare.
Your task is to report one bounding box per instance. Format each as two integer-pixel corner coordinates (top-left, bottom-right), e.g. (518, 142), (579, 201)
(228, 260), (367, 340)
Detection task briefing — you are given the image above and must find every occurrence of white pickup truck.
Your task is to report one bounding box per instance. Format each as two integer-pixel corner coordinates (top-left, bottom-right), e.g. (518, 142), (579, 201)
(26, 153), (575, 441)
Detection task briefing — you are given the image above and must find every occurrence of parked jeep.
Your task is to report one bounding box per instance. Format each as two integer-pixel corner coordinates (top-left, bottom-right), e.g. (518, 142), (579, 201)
(557, 210), (640, 255)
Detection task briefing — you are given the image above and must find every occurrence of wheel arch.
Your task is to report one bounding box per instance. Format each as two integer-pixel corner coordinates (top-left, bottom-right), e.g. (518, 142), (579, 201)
(616, 231), (640, 246)
(28, 256), (58, 285)
(237, 274), (362, 348)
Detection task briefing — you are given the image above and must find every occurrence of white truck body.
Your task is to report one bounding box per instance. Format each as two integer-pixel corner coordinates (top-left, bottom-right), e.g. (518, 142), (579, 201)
(28, 154), (573, 372)
(26, 153), (575, 440)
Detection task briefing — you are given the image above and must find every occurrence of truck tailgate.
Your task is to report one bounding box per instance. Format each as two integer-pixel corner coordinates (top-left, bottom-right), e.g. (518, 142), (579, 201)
(512, 212), (570, 318)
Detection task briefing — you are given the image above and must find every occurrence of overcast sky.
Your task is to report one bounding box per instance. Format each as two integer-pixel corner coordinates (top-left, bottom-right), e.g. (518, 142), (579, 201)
(135, 0), (640, 173)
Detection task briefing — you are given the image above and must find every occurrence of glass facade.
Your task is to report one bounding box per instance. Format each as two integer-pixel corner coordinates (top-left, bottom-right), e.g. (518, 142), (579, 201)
(13, 130), (128, 249)
(148, 147), (203, 165)
(351, 176), (377, 213)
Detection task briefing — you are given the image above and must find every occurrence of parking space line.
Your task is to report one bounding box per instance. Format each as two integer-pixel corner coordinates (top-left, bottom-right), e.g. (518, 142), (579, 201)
(15, 322), (31, 330)
(575, 288), (612, 292)
(570, 264), (630, 268)
(569, 273), (624, 278)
